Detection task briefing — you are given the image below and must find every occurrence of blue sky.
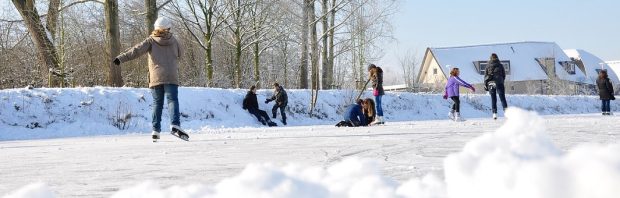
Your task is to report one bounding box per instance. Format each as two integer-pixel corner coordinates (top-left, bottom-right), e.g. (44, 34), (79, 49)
(379, 0), (620, 82)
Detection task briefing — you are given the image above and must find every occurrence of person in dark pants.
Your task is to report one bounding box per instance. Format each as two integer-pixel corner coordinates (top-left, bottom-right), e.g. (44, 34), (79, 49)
(243, 85), (277, 126)
(113, 17), (186, 141)
(265, 83), (288, 125)
(336, 99), (367, 127)
(443, 67), (475, 121)
(484, 53), (508, 119)
(596, 70), (615, 115)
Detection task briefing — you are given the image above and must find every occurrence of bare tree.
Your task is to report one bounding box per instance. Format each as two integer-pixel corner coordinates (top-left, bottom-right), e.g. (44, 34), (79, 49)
(298, 0), (310, 89)
(171, 0), (224, 86)
(11, 0), (61, 87)
(398, 49), (418, 90)
(249, 0), (282, 87)
(104, 0), (122, 86)
(309, 0), (320, 113)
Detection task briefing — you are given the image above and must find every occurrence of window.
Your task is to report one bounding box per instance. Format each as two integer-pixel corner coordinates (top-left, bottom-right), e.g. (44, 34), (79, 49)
(433, 68), (437, 75)
(559, 61), (577, 75)
(473, 60), (511, 75)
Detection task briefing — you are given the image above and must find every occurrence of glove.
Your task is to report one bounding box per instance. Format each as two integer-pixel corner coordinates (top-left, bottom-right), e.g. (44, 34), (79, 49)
(484, 86), (489, 91)
(443, 94), (448, 100)
(113, 58), (121, 65)
(471, 87), (476, 92)
(265, 99), (271, 104)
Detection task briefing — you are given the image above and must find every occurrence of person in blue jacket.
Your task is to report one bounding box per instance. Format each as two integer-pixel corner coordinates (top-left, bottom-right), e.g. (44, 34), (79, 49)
(336, 99), (367, 127)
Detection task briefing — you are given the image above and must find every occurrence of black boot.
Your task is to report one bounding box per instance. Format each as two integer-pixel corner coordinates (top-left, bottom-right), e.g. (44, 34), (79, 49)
(267, 121), (278, 127)
(282, 119), (287, 125)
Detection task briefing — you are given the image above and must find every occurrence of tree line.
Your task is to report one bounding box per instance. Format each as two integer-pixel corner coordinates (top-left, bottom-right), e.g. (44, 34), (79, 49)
(1, 0), (397, 92)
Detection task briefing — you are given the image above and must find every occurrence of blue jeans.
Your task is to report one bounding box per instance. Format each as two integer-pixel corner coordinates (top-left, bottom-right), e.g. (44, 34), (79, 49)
(601, 100), (611, 112)
(375, 95), (384, 116)
(151, 84), (180, 132)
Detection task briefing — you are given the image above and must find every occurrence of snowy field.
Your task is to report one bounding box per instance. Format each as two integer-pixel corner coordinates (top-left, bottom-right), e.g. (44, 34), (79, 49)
(1, 88), (619, 198)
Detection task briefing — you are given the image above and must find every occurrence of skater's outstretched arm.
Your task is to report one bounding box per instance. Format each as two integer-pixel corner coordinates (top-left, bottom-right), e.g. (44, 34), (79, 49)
(116, 38), (152, 63)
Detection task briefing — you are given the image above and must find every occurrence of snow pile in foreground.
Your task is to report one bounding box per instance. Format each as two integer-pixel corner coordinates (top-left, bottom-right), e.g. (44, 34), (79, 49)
(2, 183), (54, 198)
(5, 108), (620, 198)
(442, 108), (620, 198)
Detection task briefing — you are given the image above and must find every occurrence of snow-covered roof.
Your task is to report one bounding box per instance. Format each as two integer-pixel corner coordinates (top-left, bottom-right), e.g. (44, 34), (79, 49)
(429, 42), (591, 84)
(564, 49), (620, 84)
(606, 61), (620, 82)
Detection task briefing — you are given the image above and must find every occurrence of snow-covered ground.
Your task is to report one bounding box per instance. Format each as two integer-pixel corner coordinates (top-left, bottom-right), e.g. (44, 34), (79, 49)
(1, 87), (618, 141)
(1, 88), (619, 198)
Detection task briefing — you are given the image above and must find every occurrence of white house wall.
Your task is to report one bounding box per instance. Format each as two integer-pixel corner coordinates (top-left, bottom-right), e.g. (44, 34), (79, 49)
(420, 55), (447, 85)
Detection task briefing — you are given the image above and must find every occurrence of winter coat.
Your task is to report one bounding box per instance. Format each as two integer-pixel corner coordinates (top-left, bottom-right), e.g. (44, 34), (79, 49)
(268, 86), (288, 106)
(597, 77), (615, 100)
(370, 67), (385, 96)
(116, 32), (183, 88)
(344, 104), (367, 126)
(445, 76), (474, 97)
(484, 60), (506, 86)
(242, 91), (259, 111)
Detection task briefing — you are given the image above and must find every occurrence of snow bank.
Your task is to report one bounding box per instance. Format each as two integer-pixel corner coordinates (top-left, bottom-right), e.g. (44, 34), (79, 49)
(5, 108), (620, 198)
(1, 87), (619, 140)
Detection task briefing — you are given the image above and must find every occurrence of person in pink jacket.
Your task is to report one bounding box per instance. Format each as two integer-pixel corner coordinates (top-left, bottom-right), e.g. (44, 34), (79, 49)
(443, 67), (475, 121)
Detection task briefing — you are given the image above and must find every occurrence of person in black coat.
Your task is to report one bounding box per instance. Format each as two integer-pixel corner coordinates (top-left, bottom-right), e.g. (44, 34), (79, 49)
(265, 83), (288, 125)
(243, 85), (277, 126)
(596, 70), (615, 115)
(484, 53), (508, 119)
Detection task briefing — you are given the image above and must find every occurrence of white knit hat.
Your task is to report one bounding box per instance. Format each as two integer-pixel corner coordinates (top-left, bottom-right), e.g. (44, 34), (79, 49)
(154, 17), (172, 30)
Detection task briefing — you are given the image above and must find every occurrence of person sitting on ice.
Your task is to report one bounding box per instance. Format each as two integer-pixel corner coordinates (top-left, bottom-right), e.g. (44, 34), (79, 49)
(243, 85), (277, 126)
(362, 98), (376, 125)
(443, 67), (475, 121)
(336, 99), (367, 127)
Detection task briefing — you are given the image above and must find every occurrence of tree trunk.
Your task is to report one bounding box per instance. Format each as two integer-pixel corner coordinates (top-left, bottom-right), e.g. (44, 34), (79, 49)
(105, 0), (123, 87)
(145, 0), (157, 33)
(283, 42), (288, 87)
(234, 27), (242, 88)
(46, 0), (60, 40)
(11, 0), (61, 87)
(205, 3), (214, 87)
(299, 0), (310, 89)
(252, 16), (260, 87)
(309, 0), (319, 113)
(328, 0), (335, 89)
(253, 41), (260, 86)
(320, 0), (330, 89)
